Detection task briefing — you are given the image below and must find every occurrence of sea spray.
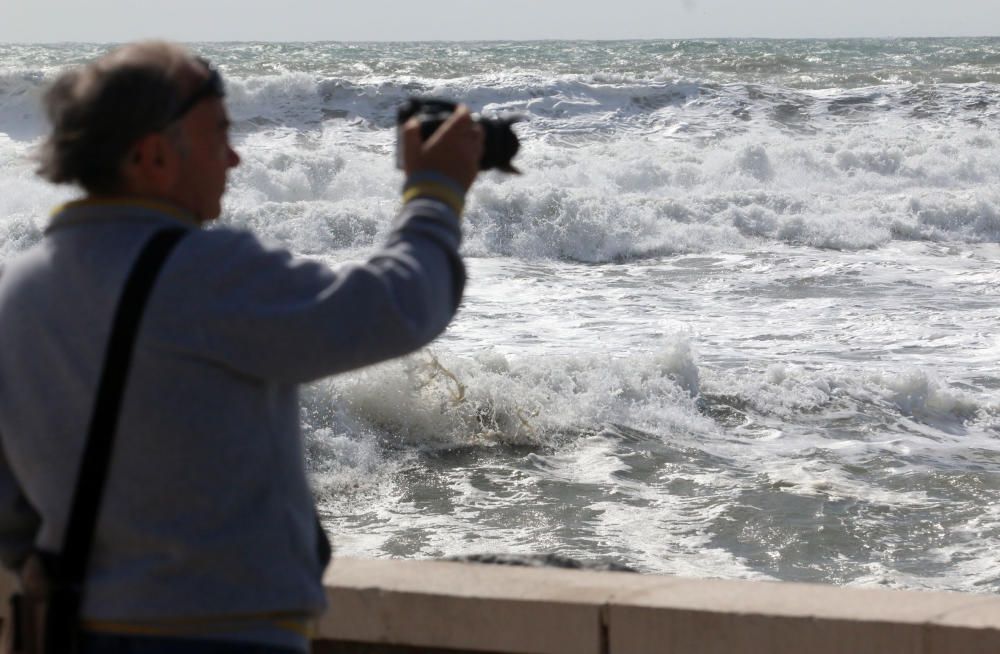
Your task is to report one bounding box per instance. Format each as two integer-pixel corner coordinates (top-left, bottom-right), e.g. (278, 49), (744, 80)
(307, 341), (708, 449)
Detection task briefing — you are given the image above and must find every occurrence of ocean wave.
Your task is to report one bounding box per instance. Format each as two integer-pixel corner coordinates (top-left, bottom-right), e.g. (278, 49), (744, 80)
(303, 339), (706, 449)
(0, 70), (52, 140)
(214, 123), (1000, 262)
(3, 51), (999, 143)
(702, 362), (994, 433)
(217, 74), (1000, 138)
(3, 43), (1000, 265)
(302, 341), (994, 454)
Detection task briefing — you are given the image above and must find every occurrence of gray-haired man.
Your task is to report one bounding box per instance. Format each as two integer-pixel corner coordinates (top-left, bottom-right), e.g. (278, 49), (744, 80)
(0, 41), (481, 652)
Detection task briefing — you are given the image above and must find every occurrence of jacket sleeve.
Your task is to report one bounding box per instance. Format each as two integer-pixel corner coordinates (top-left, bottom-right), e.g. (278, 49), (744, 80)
(149, 197), (466, 383)
(0, 436), (40, 571)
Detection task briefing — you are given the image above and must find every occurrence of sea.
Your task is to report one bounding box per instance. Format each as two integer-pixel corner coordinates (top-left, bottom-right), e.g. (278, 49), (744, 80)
(1, 39), (998, 592)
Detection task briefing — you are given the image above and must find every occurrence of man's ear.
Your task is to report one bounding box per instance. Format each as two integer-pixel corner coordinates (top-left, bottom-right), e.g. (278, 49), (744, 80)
(121, 132), (181, 194)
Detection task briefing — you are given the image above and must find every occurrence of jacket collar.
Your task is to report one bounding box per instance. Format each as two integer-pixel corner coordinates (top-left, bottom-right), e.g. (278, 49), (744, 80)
(46, 197), (200, 234)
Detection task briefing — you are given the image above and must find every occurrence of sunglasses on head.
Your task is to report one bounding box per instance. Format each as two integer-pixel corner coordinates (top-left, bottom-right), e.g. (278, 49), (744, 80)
(166, 57), (225, 124)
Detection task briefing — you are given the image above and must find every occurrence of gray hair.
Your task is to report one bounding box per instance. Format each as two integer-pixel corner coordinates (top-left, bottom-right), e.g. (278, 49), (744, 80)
(35, 41), (196, 194)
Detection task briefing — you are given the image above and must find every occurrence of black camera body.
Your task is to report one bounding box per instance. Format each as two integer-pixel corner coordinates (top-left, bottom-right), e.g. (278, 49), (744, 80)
(396, 97), (523, 174)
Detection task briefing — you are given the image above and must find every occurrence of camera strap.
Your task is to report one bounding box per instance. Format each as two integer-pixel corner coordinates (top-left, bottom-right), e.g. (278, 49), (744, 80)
(59, 226), (188, 608)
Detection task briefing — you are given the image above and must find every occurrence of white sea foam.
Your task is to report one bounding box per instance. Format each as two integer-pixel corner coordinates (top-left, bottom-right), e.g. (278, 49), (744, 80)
(4, 47), (999, 260)
(217, 102), (1000, 260)
(305, 341), (708, 449)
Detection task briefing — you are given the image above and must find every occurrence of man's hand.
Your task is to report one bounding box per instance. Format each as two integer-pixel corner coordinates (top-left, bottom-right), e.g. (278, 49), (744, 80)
(402, 106), (484, 192)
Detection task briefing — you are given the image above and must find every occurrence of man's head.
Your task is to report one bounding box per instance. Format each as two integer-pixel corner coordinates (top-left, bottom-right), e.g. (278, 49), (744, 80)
(36, 41), (240, 222)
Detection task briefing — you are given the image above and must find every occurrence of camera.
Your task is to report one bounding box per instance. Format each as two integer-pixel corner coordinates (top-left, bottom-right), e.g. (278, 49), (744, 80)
(396, 97), (524, 174)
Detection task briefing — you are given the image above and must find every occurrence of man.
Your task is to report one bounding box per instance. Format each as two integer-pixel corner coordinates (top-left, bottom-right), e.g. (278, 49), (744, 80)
(0, 41), (482, 651)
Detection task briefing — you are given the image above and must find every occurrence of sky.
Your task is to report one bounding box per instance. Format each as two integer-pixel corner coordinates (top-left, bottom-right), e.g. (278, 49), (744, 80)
(1, 0), (998, 43)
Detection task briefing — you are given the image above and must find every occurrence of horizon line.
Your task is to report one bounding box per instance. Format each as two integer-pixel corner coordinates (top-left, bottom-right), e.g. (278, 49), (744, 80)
(2, 34), (999, 46)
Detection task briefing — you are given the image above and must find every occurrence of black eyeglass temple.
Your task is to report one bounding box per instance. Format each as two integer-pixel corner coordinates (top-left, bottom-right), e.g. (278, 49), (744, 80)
(166, 58), (225, 125)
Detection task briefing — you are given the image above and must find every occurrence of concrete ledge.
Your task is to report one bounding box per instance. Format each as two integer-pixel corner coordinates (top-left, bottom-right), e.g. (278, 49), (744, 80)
(316, 558), (663, 654)
(2, 558), (1000, 652)
(315, 559), (1000, 654)
(607, 575), (1000, 654)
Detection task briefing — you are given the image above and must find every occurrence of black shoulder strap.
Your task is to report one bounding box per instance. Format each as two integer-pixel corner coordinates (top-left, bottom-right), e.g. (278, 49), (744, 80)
(59, 227), (188, 583)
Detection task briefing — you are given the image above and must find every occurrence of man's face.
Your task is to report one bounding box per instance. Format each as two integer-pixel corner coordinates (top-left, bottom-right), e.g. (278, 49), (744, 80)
(170, 95), (240, 223)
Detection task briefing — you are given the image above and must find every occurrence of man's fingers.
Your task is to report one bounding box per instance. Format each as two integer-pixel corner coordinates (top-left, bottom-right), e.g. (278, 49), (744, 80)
(403, 104), (483, 190)
(424, 105), (473, 150)
(468, 121), (485, 158)
(402, 118), (423, 171)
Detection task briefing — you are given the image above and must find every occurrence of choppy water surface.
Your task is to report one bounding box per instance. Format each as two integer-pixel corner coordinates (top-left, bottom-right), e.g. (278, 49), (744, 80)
(2, 39), (998, 591)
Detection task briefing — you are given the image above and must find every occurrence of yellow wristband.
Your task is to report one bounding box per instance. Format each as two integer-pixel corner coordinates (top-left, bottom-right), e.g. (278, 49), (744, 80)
(402, 182), (465, 217)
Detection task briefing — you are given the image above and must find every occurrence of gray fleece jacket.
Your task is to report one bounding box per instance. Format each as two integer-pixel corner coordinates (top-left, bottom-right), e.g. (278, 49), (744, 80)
(0, 196), (464, 645)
